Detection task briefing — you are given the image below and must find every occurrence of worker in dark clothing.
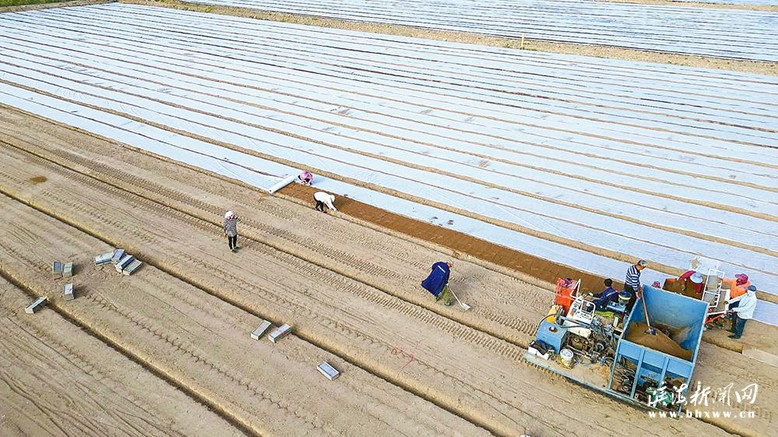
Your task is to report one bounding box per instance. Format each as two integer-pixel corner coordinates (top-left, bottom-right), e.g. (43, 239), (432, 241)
(624, 259), (648, 311)
(591, 279), (619, 311)
(421, 261), (453, 306)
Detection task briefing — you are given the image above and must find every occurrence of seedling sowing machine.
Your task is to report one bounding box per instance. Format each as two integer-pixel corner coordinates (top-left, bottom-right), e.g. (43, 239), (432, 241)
(526, 283), (708, 414)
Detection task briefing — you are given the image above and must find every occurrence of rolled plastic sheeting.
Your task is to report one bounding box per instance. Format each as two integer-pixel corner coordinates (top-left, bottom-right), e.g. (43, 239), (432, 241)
(267, 174), (297, 194)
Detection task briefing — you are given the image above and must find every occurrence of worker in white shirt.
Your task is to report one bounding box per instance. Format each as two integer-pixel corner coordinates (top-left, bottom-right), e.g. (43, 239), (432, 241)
(314, 191), (337, 213)
(727, 285), (758, 340)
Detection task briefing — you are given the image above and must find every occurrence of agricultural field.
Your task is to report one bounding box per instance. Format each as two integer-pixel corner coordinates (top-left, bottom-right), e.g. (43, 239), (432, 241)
(180, 0), (778, 60)
(0, 1), (776, 436)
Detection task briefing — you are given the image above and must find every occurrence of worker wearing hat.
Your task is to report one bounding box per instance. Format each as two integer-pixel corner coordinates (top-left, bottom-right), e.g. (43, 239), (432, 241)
(678, 270), (704, 295)
(223, 210), (240, 253)
(314, 191), (337, 213)
(726, 285), (758, 340)
(723, 273), (751, 301)
(723, 273), (751, 334)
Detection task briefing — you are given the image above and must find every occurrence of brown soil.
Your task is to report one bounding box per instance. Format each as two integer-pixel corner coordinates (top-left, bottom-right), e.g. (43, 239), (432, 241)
(626, 322), (693, 361)
(0, 106), (752, 435)
(0, 277), (243, 437)
(284, 182), (610, 293)
(122, 0), (778, 76)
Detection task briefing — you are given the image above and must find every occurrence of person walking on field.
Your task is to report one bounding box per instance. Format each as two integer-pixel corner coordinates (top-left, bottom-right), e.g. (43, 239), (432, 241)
(421, 261), (453, 306)
(624, 259), (648, 311)
(314, 191), (337, 213)
(223, 210), (240, 252)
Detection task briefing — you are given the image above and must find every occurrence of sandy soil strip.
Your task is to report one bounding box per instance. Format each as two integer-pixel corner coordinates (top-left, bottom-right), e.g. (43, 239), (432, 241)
(0, 111), (742, 435)
(0, 277), (243, 437)
(0, 202), (485, 436)
(2, 106), (776, 434)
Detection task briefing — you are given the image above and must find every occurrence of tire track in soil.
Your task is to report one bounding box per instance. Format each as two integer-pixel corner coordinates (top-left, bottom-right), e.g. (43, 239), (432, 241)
(0, 136), (730, 436)
(3, 111), (774, 435)
(3, 136), (549, 345)
(0, 310), (188, 437)
(0, 212), (479, 437)
(0, 191), (560, 434)
(0, 272), (254, 437)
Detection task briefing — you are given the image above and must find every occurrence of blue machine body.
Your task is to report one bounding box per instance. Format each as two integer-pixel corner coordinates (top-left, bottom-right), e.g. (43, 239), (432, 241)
(527, 285), (708, 414)
(536, 318), (568, 353)
(609, 285), (708, 413)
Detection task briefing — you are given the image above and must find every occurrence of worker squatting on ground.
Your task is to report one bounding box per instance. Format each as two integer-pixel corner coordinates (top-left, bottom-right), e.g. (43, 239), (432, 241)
(590, 278), (619, 311)
(624, 259), (648, 311)
(727, 285), (758, 339)
(223, 210), (240, 253)
(314, 192), (337, 213)
(298, 170), (313, 185)
(421, 261), (453, 306)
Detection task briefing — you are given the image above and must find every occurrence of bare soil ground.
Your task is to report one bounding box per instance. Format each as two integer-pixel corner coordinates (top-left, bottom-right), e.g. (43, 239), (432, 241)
(1, 105), (775, 435)
(0, 277), (243, 437)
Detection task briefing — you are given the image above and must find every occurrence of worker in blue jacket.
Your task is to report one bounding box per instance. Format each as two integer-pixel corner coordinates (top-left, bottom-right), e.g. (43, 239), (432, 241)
(421, 261), (453, 306)
(590, 278), (619, 311)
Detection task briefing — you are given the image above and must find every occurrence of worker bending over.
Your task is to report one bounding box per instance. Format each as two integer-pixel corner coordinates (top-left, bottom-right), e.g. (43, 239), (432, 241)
(677, 270), (704, 295)
(727, 285), (757, 340)
(421, 261), (453, 306)
(299, 170), (313, 185)
(313, 191), (337, 213)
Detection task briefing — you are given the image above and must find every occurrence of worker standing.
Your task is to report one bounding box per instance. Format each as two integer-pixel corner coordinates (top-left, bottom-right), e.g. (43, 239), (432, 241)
(421, 261), (453, 306)
(624, 259), (648, 311)
(314, 191), (337, 213)
(723, 273), (750, 333)
(223, 210), (240, 253)
(723, 273), (750, 302)
(727, 285), (758, 339)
